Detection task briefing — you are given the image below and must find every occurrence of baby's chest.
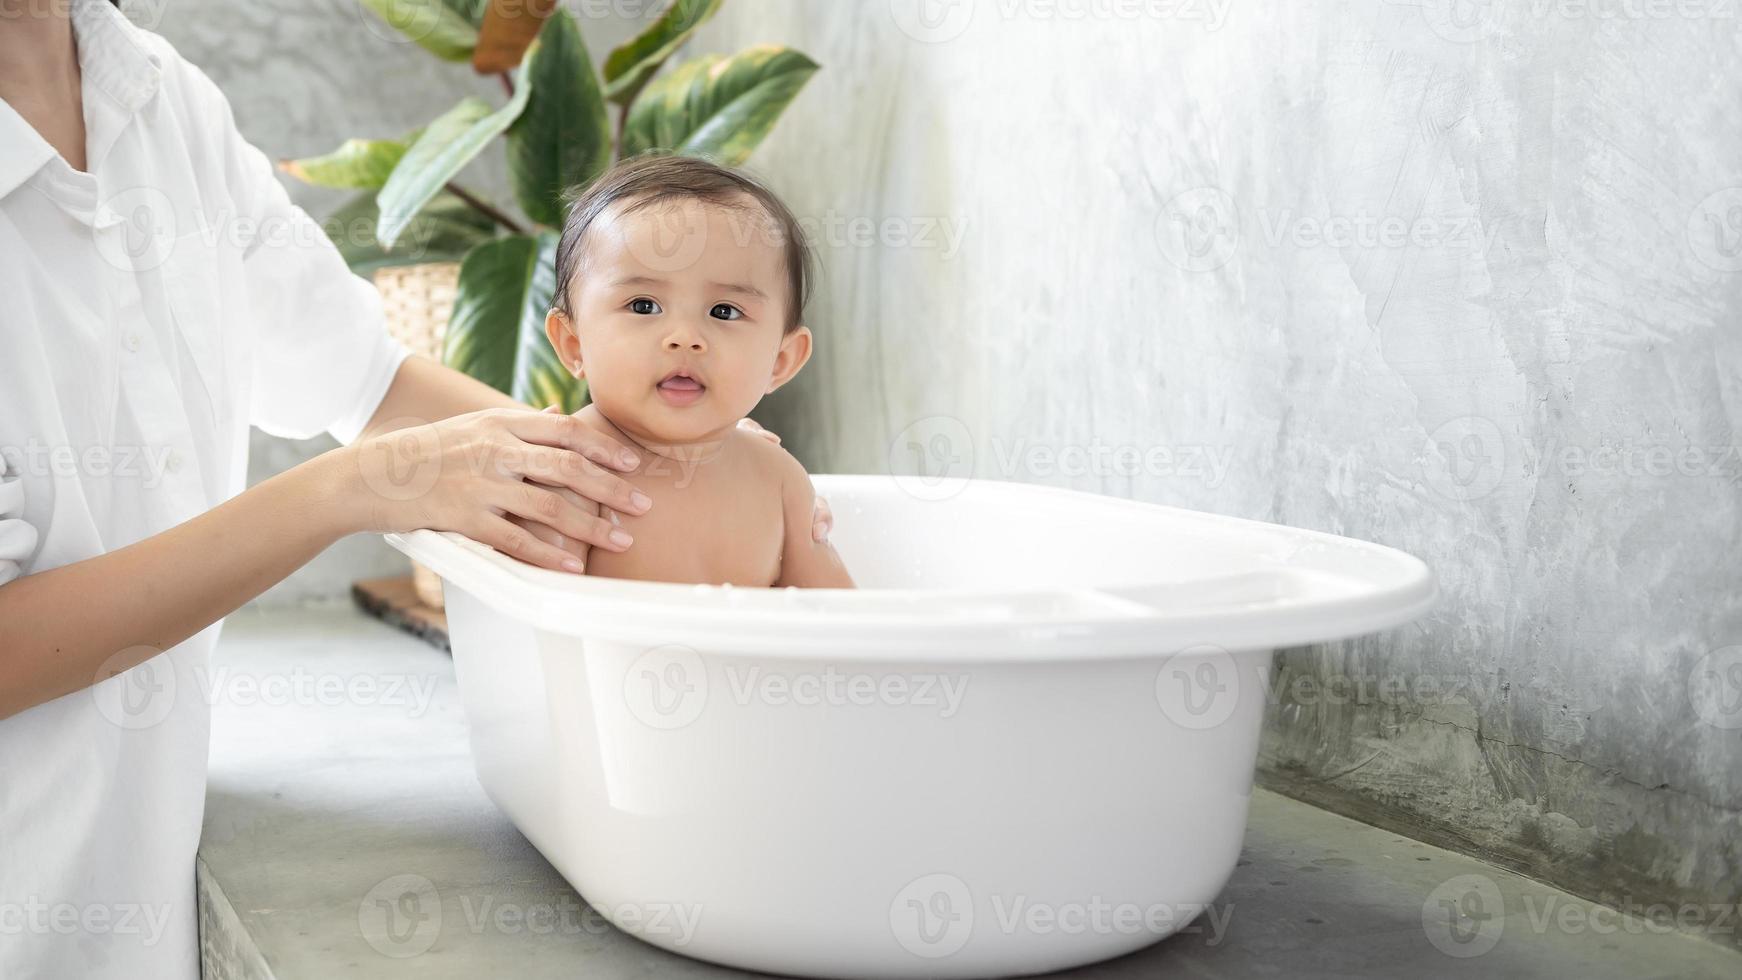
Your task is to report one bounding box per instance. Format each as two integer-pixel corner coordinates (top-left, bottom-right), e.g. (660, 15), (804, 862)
(587, 472), (785, 586)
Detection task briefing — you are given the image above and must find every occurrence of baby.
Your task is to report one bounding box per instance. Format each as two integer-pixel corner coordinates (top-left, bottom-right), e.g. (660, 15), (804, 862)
(538, 155), (855, 589)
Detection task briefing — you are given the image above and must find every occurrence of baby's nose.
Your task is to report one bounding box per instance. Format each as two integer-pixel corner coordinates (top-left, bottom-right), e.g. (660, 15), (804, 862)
(663, 330), (706, 352)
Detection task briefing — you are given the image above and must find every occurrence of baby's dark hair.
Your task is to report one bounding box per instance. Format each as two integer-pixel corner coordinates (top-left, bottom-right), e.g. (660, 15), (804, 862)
(551, 154), (812, 333)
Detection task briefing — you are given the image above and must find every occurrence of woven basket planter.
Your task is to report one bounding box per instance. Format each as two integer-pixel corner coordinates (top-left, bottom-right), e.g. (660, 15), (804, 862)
(373, 262), (461, 611)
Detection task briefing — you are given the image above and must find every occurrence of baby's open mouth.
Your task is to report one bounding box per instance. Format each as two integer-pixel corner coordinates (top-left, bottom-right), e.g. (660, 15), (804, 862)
(656, 369), (707, 405)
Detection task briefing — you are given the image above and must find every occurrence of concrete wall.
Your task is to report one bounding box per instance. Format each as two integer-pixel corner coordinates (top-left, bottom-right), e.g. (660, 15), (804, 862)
(141, 0), (1739, 930)
(685, 0), (1742, 936)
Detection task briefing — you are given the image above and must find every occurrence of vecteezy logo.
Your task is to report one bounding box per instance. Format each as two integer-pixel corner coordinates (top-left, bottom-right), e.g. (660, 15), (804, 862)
(119, 0), (176, 31)
(1422, 873), (1504, 957)
(623, 644), (708, 729)
(356, 0), (448, 48)
(91, 646), (176, 730)
(888, 0), (976, 43)
(1154, 644), (1239, 729)
(1421, 415), (1505, 502)
(359, 874), (442, 958)
(355, 417), (443, 503)
(1687, 187), (1742, 273)
(889, 873), (974, 958)
(93, 185), (178, 273)
(1155, 187), (1240, 272)
(1688, 645), (1742, 730)
(624, 203), (712, 273)
(887, 415), (974, 502)
(1397, 0), (1502, 44)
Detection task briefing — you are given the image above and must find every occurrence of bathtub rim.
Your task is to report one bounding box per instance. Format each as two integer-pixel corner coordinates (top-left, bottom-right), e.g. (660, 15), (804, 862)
(387, 475), (1435, 660)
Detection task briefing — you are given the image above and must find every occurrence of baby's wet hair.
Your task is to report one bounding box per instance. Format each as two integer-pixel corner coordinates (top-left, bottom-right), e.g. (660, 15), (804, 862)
(552, 154), (813, 333)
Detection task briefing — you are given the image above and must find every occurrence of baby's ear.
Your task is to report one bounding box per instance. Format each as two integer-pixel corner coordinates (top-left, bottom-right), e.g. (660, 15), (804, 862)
(767, 325), (813, 393)
(544, 309), (584, 378)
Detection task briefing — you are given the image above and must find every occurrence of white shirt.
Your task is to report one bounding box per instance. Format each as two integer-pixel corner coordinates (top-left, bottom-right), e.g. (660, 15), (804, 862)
(0, 2), (408, 976)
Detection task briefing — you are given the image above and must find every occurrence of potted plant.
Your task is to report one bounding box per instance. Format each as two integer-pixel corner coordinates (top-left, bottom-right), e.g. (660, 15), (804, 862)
(283, 0), (818, 609)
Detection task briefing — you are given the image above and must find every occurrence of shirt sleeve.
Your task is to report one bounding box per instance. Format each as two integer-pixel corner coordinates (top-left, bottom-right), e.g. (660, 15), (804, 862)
(0, 454), (38, 588)
(168, 50), (409, 445)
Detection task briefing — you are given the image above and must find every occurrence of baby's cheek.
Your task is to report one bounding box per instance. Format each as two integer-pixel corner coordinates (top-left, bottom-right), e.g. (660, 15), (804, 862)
(590, 380), (645, 423)
(721, 373), (770, 416)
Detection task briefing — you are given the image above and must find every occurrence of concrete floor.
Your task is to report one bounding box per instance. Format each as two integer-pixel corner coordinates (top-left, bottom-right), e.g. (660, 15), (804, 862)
(198, 605), (1742, 979)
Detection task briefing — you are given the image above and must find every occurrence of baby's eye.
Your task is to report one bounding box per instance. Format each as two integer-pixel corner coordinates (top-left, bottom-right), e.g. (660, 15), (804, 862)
(628, 297), (662, 315)
(710, 303), (743, 321)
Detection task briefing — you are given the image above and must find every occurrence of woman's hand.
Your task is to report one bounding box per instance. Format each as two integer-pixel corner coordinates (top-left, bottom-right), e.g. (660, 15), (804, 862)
(736, 417), (835, 542)
(501, 414), (833, 569)
(344, 407), (651, 572)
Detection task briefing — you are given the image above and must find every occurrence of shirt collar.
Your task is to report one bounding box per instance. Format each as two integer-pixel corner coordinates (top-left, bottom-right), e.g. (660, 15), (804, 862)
(0, 0), (163, 201)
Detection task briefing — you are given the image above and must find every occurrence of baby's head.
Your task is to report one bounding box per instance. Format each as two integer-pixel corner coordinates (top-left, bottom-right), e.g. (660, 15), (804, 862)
(544, 155), (814, 448)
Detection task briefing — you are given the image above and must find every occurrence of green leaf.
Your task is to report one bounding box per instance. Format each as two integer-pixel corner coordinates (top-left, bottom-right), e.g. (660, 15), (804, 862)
(602, 0), (723, 105)
(507, 11), (610, 228)
(445, 232), (582, 410)
(322, 190), (495, 275)
(440, 0), (488, 25)
(509, 233), (582, 411)
(376, 80), (532, 248)
(281, 134), (415, 190)
(621, 46), (819, 165)
(359, 0), (480, 61)
(445, 236), (526, 393)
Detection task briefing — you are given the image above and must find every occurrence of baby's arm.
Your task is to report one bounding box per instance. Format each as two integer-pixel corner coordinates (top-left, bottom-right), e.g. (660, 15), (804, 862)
(771, 452), (855, 589)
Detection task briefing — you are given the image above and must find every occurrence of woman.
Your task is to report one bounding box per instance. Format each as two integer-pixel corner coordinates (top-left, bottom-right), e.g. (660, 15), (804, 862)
(0, 2), (832, 976)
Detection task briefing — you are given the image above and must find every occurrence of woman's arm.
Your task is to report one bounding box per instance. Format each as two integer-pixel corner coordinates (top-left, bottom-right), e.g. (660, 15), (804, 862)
(0, 448), (362, 720)
(0, 408), (646, 721)
(355, 353), (523, 439)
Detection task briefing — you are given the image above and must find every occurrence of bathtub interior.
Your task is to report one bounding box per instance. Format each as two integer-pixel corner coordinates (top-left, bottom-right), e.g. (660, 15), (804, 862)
(813, 476), (1380, 591)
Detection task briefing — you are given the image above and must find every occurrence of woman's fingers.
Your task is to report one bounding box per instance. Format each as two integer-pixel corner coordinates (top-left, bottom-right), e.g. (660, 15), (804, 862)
(812, 493), (834, 541)
(499, 482), (633, 553)
(737, 417), (780, 444)
(510, 511), (581, 559)
(506, 480), (593, 560)
(505, 409), (641, 471)
(359, 408), (652, 571)
(514, 446), (651, 516)
(471, 514), (587, 573)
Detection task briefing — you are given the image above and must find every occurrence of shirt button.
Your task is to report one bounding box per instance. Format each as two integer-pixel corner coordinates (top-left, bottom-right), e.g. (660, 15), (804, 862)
(165, 451), (184, 474)
(124, 331), (141, 352)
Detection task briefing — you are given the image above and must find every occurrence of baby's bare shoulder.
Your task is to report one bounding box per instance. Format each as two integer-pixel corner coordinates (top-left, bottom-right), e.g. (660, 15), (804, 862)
(732, 425), (809, 489)
(734, 430), (854, 588)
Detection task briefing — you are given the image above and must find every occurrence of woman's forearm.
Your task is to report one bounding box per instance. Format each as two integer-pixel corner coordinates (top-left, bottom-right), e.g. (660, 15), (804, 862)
(0, 447), (368, 721)
(359, 354), (525, 440)
(0, 356), (509, 720)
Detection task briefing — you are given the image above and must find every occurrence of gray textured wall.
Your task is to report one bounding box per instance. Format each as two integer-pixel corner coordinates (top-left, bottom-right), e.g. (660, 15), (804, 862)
(688, 0), (1742, 937)
(141, 0), (1739, 932)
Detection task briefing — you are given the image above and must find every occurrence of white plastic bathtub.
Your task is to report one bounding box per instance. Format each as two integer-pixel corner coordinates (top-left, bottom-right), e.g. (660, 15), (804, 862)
(388, 475), (1434, 978)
